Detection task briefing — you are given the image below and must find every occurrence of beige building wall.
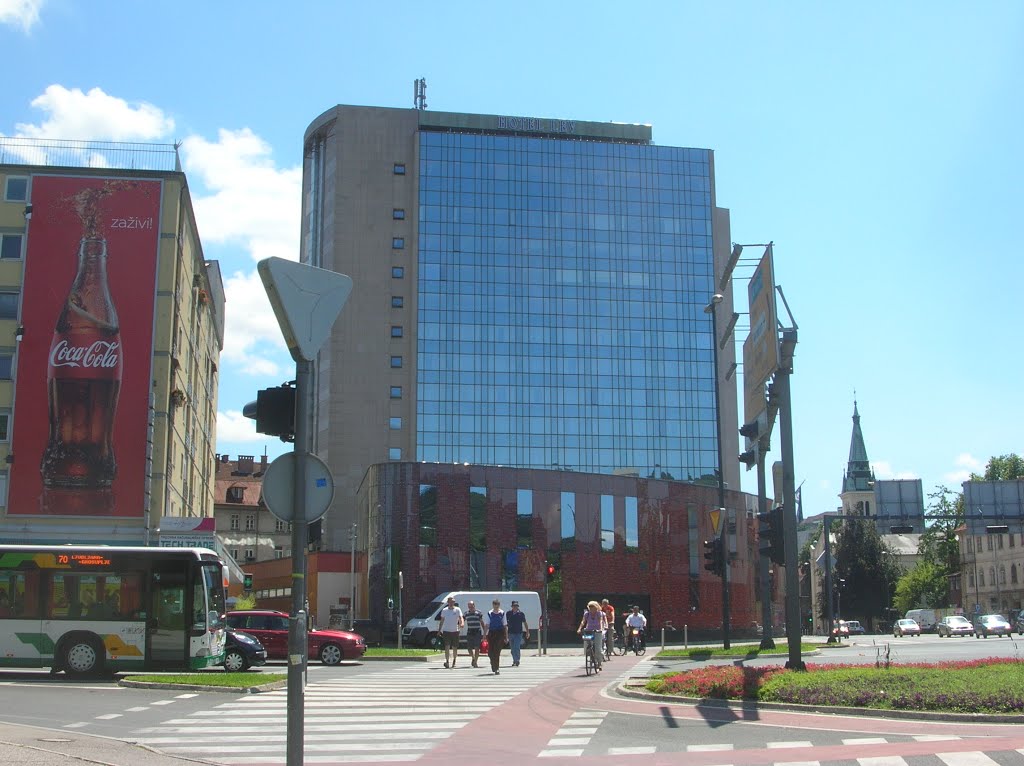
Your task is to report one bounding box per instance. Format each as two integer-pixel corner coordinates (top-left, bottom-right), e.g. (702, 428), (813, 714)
(0, 155), (222, 544)
(303, 107), (420, 550)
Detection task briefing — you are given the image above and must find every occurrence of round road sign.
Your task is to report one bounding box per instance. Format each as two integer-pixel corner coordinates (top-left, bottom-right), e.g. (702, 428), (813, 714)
(261, 452), (335, 523)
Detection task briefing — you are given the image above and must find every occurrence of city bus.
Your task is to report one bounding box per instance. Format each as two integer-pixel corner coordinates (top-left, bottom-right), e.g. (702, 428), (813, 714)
(0, 545), (227, 675)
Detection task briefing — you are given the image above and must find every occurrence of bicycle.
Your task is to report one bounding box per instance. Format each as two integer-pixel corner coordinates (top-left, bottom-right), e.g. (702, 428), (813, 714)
(612, 628), (627, 656)
(581, 631), (599, 676)
(627, 627), (646, 656)
(604, 628), (616, 661)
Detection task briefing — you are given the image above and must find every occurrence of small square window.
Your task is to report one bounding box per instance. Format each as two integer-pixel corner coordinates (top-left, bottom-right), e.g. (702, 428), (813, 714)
(0, 413), (9, 441)
(392, 237), (404, 249)
(1, 234), (23, 260)
(391, 325), (403, 338)
(393, 163), (406, 175)
(390, 386), (402, 399)
(389, 448), (402, 460)
(0, 294), (18, 320)
(0, 355), (11, 380)
(4, 177), (27, 202)
(390, 355), (402, 368)
(391, 296), (404, 308)
(389, 417), (402, 430)
(392, 267), (404, 279)
(392, 209), (405, 220)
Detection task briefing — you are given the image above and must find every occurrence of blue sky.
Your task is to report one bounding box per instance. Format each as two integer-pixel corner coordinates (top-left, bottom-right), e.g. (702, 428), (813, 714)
(2, 1), (1021, 521)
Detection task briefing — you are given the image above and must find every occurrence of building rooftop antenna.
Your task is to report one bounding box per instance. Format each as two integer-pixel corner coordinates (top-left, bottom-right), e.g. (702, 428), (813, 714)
(413, 78), (427, 111)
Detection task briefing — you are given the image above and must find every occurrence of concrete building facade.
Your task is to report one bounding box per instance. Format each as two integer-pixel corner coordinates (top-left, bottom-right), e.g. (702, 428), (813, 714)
(0, 138), (223, 545)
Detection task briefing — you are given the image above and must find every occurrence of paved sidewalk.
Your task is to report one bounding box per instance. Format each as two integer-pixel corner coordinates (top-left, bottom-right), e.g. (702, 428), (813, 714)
(0, 722), (217, 765)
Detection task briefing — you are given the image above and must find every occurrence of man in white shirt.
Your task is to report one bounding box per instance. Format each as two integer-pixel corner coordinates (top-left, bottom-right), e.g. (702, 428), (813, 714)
(437, 596), (464, 669)
(625, 605), (647, 650)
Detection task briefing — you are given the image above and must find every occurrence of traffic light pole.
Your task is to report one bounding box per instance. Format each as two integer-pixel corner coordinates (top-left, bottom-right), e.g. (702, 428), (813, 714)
(286, 358), (311, 766)
(756, 447), (775, 649)
(776, 339), (805, 671)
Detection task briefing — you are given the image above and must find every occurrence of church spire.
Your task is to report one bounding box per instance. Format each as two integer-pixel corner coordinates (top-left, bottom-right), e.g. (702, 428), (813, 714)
(842, 399), (875, 492)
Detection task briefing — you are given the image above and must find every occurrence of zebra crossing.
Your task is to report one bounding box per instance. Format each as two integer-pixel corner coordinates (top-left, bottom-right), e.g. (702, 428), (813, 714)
(130, 656), (587, 764)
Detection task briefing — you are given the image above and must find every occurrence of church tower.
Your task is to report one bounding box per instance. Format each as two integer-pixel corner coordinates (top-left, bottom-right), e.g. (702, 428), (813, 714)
(840, 400), (876, 517)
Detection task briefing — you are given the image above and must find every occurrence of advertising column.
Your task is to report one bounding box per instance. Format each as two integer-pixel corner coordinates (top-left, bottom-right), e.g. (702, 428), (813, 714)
(9, 175), (162, 517)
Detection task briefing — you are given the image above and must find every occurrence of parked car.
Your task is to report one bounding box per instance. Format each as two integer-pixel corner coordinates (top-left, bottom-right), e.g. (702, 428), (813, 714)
(227, 610), (367, 664)
(893, 618), (921, 637)
(223, 629), (268, 672)
(936, 615), (973, 638)
(973, 614), (1012, 639)
(841, 620), (865, 635)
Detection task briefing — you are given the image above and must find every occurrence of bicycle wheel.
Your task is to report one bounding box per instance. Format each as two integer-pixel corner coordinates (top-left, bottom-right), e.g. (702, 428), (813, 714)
(585, 645), (595, 676)
(614, 632), (627, 655)
(635, 639), (646, 656)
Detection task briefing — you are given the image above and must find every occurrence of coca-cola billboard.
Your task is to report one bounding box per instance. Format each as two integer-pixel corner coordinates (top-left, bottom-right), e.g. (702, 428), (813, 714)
(9, 175), (162, 517)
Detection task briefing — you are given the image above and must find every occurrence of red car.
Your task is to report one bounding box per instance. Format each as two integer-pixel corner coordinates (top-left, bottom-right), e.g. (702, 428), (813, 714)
(227, 610), (366, 665)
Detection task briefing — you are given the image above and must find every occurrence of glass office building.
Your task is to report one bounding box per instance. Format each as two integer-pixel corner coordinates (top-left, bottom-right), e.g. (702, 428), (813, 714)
(302, 105), (738, 553)
(417, 131), (718, 479)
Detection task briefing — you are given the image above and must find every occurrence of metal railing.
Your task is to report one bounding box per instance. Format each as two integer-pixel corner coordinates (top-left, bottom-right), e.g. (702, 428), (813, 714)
(0, 136), (180, 172)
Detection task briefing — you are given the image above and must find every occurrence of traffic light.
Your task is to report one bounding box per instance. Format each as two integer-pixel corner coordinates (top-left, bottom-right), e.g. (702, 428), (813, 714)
(757, 505), (784, 565)
(703, 537), (724, 577)
(242, 383), (296, 441)
(242, 573), (254, 591)
(545, 561), (557, 582)
(739, 421), (759, 439)
(738, 448), (757, 470)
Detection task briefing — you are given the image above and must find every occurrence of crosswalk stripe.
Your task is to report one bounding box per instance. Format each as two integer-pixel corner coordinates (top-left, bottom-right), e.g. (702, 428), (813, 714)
(133, 656), (586, 763)
(857, 757), (908, 766)
(936, 753), (1002, 766)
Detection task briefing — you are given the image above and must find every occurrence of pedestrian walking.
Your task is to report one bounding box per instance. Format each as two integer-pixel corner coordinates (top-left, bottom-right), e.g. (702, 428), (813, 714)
(484, 598), (507, 674)
(506, 600), (530, 667)
(463, 600), (485, 668)
(437, 596), (463, 669)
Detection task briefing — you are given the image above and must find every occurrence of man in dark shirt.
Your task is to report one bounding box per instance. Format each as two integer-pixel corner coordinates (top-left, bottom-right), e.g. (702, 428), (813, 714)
(463, 600), (485, 668)
(506, 600), (530, 667)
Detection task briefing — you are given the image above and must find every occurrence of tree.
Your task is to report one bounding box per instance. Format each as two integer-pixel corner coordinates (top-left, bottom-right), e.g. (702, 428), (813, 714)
(893, 560), (947, 614)
(972, 453), (1024, 482)
(918, 485), (963, 572)
(830, 517), (902, 626)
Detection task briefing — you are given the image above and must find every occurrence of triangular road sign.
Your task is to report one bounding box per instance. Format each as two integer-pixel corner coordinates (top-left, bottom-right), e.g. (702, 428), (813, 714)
(257, 257), (353, 361)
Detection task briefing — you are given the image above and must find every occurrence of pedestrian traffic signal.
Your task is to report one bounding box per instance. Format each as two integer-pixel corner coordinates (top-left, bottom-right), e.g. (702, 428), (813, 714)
(242, 383), (296, 441)
(545, 562), (557, 582)
(757, 505), (785, 565)
(242, 573), (254, 590)
(702, 537), (724, 577)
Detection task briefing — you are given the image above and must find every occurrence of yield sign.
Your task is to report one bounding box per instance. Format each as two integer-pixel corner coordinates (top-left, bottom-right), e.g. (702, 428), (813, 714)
(709, 508), (723, 535)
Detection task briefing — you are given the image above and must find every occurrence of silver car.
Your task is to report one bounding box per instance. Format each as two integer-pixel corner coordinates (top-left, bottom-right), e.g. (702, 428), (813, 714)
(936, 615), (973, 637)
(893, 618), (921, 637)
(973, 614), (1012, 638)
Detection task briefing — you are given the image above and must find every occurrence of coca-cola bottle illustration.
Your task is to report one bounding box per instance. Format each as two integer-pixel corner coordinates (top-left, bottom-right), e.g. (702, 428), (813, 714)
(41, 236), (122, 489)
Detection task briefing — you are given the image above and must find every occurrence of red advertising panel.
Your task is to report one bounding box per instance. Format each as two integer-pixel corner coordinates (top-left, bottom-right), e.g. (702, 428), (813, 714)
(9, 175), (162, 517)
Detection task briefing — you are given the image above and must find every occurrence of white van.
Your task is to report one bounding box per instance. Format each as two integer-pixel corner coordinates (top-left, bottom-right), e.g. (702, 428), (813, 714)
(402, 591), (541, 648)
(905, 609), (937, 632)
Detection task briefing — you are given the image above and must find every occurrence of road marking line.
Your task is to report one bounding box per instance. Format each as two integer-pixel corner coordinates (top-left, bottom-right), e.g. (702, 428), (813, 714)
(539, 749), (584, 758)
(769, 741), (814, 748)
(937, 753), (1001, 766)
(687, 744), (734, 752)
(609, 746), (657, 755)
(843, 738), (889, 745)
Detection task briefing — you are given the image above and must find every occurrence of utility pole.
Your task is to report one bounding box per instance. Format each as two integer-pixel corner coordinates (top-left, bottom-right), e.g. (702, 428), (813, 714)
(349, 522), (358, 631)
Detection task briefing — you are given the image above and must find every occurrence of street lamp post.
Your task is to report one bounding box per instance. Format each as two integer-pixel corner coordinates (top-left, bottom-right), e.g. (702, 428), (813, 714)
(349, 522), (358, 631)
(704, 293), (730, 649)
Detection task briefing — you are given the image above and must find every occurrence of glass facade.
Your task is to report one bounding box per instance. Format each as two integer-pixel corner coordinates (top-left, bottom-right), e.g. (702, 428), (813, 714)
(416, 130), (717, 481)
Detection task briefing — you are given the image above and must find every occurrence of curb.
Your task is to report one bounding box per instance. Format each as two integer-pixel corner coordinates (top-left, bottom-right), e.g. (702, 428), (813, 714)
(615, 680), (1024, 724)
(119, 678), (287, 694)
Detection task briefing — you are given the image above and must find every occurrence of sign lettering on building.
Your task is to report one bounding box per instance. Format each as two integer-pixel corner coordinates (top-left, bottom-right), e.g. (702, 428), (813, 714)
(496, 116), (577, 134)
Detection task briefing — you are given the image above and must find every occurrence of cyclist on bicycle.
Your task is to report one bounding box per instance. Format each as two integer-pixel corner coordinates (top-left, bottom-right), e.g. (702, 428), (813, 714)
(577, 600), (606, 672)
(624, 605), (647, 651)
(600, 599), (617, 659)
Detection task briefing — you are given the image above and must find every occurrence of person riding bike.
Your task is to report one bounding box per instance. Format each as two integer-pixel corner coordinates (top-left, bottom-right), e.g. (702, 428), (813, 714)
(577, 601), (607, 671)
(600, 599), (617, 659)
(624, 605), (647, 651)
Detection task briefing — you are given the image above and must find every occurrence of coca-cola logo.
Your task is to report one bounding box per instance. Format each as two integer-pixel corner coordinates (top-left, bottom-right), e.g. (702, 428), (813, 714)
(49, 340), (121, 369)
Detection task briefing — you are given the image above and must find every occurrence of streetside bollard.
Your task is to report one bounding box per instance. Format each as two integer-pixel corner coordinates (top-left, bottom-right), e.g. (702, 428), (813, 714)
(684, 623), (689, 648)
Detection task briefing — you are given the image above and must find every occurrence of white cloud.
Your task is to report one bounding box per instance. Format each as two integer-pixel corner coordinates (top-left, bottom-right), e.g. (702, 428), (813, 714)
(217, 410), (265, 443)
(179, 129), (301, 263)
(0, 0), (42, 31)
(220, 269), (288, 376)
(871, 460), (918, 481)
(944, 452), (983, 485)
(14, 85), (174, 141)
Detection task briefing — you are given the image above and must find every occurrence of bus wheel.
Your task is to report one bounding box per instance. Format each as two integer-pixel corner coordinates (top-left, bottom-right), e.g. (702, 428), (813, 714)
(62, 635), (104, 676)
(319, 643), (343, 665)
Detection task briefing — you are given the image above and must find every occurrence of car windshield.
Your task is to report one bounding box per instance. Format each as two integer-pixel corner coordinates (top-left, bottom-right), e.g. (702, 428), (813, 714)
(948, 617), (970, 624)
